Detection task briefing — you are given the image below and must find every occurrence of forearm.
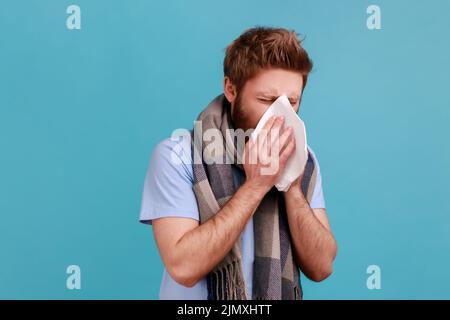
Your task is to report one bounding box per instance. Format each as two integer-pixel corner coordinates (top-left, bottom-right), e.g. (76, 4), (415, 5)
(284, 188), (337, 282)
(171, 181), (265, 286)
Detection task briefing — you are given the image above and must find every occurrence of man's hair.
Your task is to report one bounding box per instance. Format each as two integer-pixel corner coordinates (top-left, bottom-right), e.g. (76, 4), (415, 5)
(224, 26), (313, 93)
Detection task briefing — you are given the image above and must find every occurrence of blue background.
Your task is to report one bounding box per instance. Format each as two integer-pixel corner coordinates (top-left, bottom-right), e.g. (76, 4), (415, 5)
(0, 0), (449, 299)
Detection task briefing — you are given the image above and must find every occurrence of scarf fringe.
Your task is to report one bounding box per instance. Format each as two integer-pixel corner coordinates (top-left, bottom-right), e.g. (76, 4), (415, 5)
(208, 259), (248, 300)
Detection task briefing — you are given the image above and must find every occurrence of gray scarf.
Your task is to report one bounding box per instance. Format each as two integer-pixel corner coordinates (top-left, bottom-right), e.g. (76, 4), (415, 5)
(191, 94), (318, 300)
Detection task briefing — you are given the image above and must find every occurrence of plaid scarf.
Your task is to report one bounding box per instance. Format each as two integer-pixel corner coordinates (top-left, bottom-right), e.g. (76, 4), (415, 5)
(191, 94), (318, 300)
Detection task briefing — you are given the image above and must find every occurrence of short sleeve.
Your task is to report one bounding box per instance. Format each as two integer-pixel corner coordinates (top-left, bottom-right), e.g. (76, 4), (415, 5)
(139, 134), (200, 224)
(307, 146), (326, 209)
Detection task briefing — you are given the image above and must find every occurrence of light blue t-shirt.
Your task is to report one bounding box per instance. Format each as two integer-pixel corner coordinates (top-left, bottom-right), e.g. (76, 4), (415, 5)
(139, 134), (326, 299)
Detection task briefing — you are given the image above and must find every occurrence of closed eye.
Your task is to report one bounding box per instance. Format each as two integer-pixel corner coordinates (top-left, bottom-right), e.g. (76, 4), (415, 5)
(258, 98), (275, 104)
(258, 98), (298, 106)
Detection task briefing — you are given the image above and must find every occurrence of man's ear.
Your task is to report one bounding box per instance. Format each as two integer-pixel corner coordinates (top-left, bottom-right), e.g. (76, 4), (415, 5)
(223, 77), (237, 104)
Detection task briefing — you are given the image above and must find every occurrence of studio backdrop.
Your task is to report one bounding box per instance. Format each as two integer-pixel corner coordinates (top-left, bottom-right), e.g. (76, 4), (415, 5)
(0, 0), (449, 299)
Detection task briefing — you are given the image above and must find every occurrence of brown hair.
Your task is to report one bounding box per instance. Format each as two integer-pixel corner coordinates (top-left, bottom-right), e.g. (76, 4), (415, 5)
(224, 26), (313, 93)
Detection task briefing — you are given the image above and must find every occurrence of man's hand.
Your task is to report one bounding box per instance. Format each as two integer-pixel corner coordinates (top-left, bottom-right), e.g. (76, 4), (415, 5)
(243, 115), (296, 195)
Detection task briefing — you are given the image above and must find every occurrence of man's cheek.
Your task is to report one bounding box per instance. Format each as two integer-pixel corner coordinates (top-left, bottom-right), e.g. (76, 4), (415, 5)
(251, 111), (267, 129)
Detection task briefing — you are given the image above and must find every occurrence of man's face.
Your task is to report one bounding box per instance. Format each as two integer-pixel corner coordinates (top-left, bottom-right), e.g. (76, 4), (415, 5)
(230, 68), (304, 132)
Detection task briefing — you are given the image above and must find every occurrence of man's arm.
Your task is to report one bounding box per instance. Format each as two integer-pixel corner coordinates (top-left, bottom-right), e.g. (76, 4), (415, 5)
(284, 181), (337, 282)
(153, 180), (265, 287)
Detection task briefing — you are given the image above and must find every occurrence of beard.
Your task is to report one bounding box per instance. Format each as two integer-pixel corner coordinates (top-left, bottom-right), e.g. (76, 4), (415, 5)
(230, 92), (253, 133)
(229, 92), (253, 162)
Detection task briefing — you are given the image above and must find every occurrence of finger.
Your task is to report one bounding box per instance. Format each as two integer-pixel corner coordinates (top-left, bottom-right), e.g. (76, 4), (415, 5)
(269, 120), (289, 157)
(257, 115), (278, 151)
(279, 137), (296, 167)
(256, 116), (276, 164)
(261, 116), (284, 159)
(267, 126), (291, 169)
(244, 137), (257, 165)
(273, 126), (293, 156)
(262, 115), (279, 131)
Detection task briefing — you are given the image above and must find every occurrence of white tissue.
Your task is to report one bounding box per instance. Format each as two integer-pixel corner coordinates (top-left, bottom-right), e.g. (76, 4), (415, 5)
(251, 95), (308, 192)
